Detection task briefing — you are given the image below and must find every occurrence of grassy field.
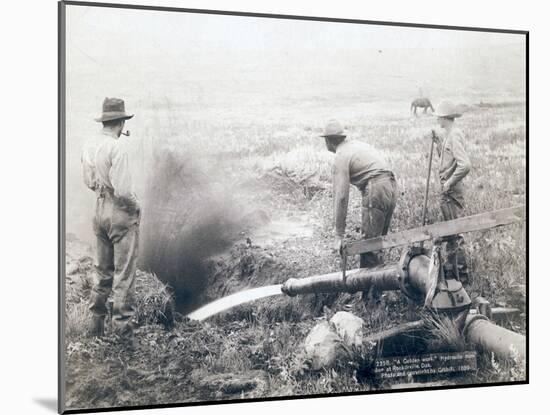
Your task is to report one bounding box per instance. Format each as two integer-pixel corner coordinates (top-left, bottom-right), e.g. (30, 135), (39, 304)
(64, 99), (526, 410)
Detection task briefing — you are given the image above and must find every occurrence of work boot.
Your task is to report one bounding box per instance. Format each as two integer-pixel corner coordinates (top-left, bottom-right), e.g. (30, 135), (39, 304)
(89, 316), (105, 337)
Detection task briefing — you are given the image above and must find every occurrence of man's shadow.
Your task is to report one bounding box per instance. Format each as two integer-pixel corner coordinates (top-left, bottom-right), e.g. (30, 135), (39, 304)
(34, 398), (57, 412)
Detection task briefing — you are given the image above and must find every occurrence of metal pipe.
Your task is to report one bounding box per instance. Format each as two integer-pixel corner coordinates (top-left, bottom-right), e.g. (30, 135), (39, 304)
(282, 249), (471, 315)
(282, 253), (433, 299)
(346, 264), (401, 292)
(463, 315), (526, 362)
(281, 263), (402, 296)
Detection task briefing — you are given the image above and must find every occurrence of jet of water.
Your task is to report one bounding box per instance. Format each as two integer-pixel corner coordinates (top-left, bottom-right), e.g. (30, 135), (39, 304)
(186, 284), (283, 321)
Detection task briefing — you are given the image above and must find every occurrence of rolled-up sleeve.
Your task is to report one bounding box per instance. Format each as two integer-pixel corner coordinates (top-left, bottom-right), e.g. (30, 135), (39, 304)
(110, 144), (139, 210)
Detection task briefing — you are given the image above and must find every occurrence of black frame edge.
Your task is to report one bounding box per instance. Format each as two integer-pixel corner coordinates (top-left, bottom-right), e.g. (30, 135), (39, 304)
(525, 30), (529, 384)
(58, 1), (67, 414)
(61, 0), (528, 35)
(61, 380), (529, 414)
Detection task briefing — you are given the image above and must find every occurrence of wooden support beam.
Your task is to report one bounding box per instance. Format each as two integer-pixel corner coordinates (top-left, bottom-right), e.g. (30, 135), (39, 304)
(346, 205), (525, 256)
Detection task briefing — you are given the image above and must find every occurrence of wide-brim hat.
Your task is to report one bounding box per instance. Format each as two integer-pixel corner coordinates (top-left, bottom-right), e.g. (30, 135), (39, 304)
(434, 101), (462, 119)
(94, 97), (134, 122)
(320, 119), (347, 138)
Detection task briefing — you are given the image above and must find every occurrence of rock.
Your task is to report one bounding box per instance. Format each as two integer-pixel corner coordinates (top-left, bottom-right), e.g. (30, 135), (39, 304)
(330, 311), (364, 347)
(303, 321), (347, 370)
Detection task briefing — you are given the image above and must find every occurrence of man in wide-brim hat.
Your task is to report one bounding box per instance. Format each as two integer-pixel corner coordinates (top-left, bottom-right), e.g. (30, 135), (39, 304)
(431, 100), (472, 283)
(94, 96), (135, 123)
(320, 119), (398, 285)
(82, 97), (140, 338)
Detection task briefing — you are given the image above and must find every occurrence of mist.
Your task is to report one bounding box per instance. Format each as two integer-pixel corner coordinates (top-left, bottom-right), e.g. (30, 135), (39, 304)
(137, 142), (246, 311)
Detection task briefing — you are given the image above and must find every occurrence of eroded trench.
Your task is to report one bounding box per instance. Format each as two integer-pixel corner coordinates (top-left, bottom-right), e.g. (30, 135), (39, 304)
(140, 209), (319, 315)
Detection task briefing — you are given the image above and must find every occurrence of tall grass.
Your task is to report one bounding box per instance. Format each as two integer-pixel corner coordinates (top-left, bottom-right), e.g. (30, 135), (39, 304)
(65, 101), (526, 408)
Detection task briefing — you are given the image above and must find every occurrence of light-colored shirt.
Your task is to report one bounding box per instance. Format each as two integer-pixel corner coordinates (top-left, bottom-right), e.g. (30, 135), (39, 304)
(333, 139), (392, 237)
(81, 130), (139, 209)
(437, 126), (471, 188)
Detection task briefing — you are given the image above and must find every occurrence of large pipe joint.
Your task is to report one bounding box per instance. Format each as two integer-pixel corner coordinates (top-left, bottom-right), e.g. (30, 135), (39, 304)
(399, 246), (472, 315)
(397, 246), (429, 301)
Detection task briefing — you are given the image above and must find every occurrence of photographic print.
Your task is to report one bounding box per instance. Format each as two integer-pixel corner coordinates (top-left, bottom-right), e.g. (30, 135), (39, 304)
(59, 1), (527, 413)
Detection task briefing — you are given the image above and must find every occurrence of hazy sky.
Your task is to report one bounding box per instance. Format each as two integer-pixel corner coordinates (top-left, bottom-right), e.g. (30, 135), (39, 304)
(65, 4), (526, 104)
(66, 5), (524, 62)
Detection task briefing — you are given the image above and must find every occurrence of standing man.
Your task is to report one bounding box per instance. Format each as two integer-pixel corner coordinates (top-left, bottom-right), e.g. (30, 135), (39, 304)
(432, 101), (471, 284)
(82, 97), (140, 338)
(321, 120), (398, 270)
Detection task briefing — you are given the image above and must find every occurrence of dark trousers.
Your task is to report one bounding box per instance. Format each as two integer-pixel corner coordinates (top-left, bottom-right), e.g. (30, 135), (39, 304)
(440, 181), (469, 282)
(360, 176), (398, 268)
(89, 192), (140, 333)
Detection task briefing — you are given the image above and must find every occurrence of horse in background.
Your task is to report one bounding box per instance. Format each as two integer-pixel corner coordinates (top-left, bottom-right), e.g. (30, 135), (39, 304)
(411, 98), (434, 116)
